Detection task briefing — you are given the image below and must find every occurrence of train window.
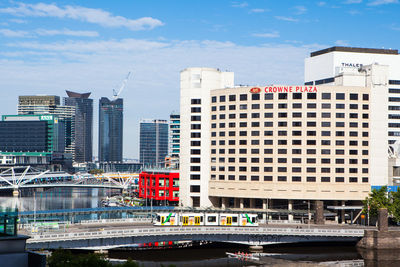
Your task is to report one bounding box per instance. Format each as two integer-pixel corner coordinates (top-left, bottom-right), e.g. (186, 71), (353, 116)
(208, 216), (217, 222)
(252, 217), (256, 223)
(201, 216), (204, 222)
(156, 216), (160, 222)
(232, 216), (238, 223)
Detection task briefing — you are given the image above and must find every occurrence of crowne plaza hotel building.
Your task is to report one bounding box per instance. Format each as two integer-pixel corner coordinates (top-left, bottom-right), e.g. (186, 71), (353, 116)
(208, 85), (371, 210)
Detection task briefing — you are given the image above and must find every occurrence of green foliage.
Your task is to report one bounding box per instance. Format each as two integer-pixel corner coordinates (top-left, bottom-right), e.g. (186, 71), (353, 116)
(48, 249), (140, 267)
(363, 186), (400, 223)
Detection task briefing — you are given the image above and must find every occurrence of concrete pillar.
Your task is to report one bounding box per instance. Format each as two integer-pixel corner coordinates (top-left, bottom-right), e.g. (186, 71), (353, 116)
(234, 198), (240, 208)
(240, 198), (244, 209)
(314, 200), (324, 225)
(250, 198), (255, 209)
(249, 245), (263, 252)
(262, 199), (267, 221)
(288, 200), (293, 221)
(378, 208), (388, 232)
(221, 198), (226, 209)
(341, 200), (346, 224)
(12, 189), (19, 197)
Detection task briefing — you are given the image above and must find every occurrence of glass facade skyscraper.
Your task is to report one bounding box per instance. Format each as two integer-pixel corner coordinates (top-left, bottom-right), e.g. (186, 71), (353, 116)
(139, 119), (169, 167)
(98, 97), (123, 163)
(64, 90), (93, 163)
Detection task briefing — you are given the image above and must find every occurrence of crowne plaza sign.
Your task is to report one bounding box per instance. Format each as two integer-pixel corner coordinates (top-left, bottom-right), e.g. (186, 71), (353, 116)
(249, 86), (318, 93)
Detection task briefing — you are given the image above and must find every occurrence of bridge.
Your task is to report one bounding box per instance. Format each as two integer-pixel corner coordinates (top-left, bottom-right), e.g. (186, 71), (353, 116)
(25, 226), (364, 250)
(0, 166), (136, 194)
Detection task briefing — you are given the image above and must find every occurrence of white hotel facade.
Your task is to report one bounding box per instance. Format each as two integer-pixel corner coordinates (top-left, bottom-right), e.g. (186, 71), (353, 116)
(179, 47), (399, 218)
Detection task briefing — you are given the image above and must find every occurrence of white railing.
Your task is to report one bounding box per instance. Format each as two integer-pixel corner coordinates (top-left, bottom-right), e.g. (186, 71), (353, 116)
(80, 218), (151, 225)
(27, 226), (364, 243)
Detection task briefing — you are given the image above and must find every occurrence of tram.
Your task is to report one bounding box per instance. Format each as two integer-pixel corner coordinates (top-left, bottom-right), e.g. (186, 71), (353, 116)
(154, 212), (258, 226)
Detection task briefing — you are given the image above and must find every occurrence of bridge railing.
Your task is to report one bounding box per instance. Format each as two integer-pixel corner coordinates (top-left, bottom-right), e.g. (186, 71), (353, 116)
(80, 218), (152, 225)
(27, 226), (365, 243)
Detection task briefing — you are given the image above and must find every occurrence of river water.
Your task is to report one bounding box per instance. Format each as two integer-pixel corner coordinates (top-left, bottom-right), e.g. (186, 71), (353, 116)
(0, 188), (398, 266)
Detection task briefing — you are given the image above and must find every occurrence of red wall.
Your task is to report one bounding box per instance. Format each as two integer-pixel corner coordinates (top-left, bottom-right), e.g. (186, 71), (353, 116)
(139, 171), (179, 202)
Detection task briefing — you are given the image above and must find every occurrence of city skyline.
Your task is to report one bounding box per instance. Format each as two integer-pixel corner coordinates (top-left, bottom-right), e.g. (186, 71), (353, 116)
(0, 1), (399, 158)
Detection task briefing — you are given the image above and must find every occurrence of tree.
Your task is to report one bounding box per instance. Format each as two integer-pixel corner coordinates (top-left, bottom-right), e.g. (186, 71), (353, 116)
(363, 186), (390, 218)
(390, 188), (400, 223)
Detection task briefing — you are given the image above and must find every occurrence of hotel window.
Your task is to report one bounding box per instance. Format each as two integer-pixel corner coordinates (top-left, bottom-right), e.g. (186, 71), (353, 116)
(292, 149), (302, 154)
(321, 140), (330, 145)
(321, 149), (330, 155)
(228, 149), (235, 154)
(264, 167), (273, 172)
(292, 167), (301, 172)
(279, 93), (287, 99)
(219, 123), (225, 128)
(251, 148), (259, 154)
(321, 158), (330, 164)
(264, 131), (273, 136)
(322, 93), (331, 99)
(349, 177), (358, 183)
(307, 167), (316, 173)
(252, 104), (260, 109)
(362, 177), (369, 183)
(307, 103), (316, 108)
(228, 131), (235, 136)
(307, 176), (316, 182)
(212, 115), (216, 120)
(220, 95), (226, 102)
(252, 113), (260, 118)
(219, 114), (225, 119)
(265, 93), (273, 100)
(228, 175), (235, 180)
(278, 103), (288, 109)
(251, 157), (260, 163)
(229, 105), (236, 110)
(322, 103), (331, 109)
(229, 114), (236, 119)
(321, 177), (330, 182)
(251, 176), (259, 181)
(336, 150), (345, 155)
(350, 104), (358, 110)
(252, 94), (260, 100)
(307, 121), (316, 127)
(350, 94), (358, 100)
(212, 106), (217, 111)
(278, 158), (287, 163)
(293, 112), (302, 118)
(219, 166), (225, 171)
(321, 122), (330, 127)
(335, 168), (345, 173)
(363, 94), (369, 100)
(239, 166), (247, 172)
(239, 122), (247, 127)
(212, 96), (217, 103)
(293, 103), (302, 108)
(321, 167), (330, 173)
(307, 131), (316, 136)
(229, 122), (236, 128)
(264, 158), (273, 163)
(363, 114), (369, 119)
(336, 103), (345, 109)
(240, 94), (247, 101)
(278, 112), (287, 118)
(239, 149), (247, 154)
(292, 176), (301, 182)
(191, 99), (201, 104)
(251, 166), (259, 172)
(239, 158), (247, 162)
(321, 112), (331, 118)
(292, 158), (302, 163)
(219, 106), (226, 111)
(363, 122), (368, 128)
(292, 131), (302, 136)
(265, 103), (273, 109)
(307, 112), (316, 118)
(264, 122), (273, 127)
(307, 140), (316, 145)
(278, 140), (287, 145)
(264, 140), (273, 145)
(219, 132), (225, 137)
(349, 140), (358, 146)
(251, 122), (260, 127)
(293, 93), (302, 99)
(349, 159), (358, 164)
(321, 131), (331, 136)
(307, 149), (316, 154)
(293, 121), (302, 127)
(363, 168), (368, 173)
(252, 140), (260, 146)
(293, 140), (302, 145)
(239, 104), (247, 110)
(240, 113), (247, 118)
(307, 158), (316, 163)
(264, 149), (273, 154)
(264, 113), (273, 118)
(229, 95), (236, 101)
(307, 93), (317, 99)
(264, 176), (273, 181)
(335, 177), (344, 183)
(278, 131), (287, 136)
(336, 158), (345, 164)
(278, 149), (287, 154)
(350, 113), (358, 118)
(278, 121), (287, 127)
(239, 176), (247, 181)
(336, 93), (345, 100)
(278, 176), (287, 181)
(349, 132), (358, 137)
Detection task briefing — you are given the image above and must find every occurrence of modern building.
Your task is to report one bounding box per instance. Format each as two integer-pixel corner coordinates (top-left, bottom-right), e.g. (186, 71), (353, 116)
(305, 46), (400, 185)
(18, 95), (75, 158)
(169, 112), (180, 158)
(0, 114), (70, 169)
(64, 90), (93, 163)
(139, 119), (169, 167)
(139, 169), (179, 205)
(99, 162), (142, 173)
(179, 67), (234, 208)
(98, 97), (123, 163)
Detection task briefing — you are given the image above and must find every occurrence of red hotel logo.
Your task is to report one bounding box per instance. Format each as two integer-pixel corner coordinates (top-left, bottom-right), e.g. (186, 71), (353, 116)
(250, 87), (261, 94)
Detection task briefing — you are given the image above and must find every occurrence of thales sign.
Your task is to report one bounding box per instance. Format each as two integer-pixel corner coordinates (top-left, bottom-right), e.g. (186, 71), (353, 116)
(340, 63), (363, 68)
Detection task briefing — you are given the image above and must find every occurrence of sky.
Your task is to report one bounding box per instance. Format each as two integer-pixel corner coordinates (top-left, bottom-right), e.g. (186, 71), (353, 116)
(0, 0), (399, 159)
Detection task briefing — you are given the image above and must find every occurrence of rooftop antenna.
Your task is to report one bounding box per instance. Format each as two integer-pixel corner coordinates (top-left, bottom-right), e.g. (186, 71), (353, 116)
(113, 72), (132, 100)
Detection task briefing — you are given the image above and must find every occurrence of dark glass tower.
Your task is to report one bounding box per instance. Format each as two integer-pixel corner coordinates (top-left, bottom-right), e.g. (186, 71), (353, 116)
(64, 90), (93, 163)
(98, 97), (123, 163)
(139, 119), (169, 167)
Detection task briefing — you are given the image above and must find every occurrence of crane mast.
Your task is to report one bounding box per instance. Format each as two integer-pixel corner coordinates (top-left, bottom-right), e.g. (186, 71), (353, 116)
(112, 72), (131, 100)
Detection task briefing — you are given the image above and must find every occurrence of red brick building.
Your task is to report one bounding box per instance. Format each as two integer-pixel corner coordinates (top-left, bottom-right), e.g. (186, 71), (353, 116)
(139, 169), (179, 205)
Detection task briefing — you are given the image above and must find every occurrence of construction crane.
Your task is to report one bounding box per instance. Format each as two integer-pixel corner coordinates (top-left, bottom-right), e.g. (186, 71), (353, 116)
(112, 72), (131, 100)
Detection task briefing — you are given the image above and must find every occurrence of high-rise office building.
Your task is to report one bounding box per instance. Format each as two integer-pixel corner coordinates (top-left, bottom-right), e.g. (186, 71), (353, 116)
(139, 119), (169, 167)
(18, 95), (75, 158)
(64, 91), (93, 163)
(180, 67), (234, 208)
(169, 112), (180, 158)
(98, 97), (123, 163)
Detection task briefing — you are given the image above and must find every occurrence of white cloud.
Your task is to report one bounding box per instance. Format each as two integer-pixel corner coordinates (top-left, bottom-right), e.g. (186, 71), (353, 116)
(294, 6), (307, 14)
(252, 31), (280, 38)
(35, 28), (99, 37)
(275, 16), (299, 22)
(0, 2), (164, 31)
(344, 0), (362, 4)
(232, 2), (248, 8)
(368, 0), (398, 5)
(249, 8), (267, 13)
(335, 40), (350, 46)
(317, 2), (327, 6)
(0, 37), (324, 157)
(9, 18), (27, 23)
(0, 28), (29, 37)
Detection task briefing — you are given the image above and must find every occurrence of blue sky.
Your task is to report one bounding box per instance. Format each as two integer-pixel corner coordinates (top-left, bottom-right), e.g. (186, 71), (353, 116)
(0, 0), (399, 158)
